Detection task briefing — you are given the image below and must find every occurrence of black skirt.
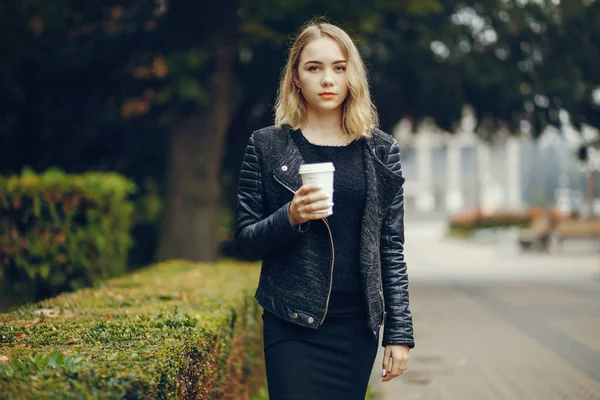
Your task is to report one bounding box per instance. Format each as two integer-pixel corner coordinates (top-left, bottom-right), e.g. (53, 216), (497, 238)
(262, 290), (379, 400)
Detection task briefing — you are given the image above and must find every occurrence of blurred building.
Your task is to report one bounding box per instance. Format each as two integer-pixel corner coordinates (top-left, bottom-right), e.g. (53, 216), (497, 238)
(394, 107), (600, 217)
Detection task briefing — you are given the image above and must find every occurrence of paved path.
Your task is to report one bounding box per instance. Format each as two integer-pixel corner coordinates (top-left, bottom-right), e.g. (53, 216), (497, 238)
(369, 219), (600, 400)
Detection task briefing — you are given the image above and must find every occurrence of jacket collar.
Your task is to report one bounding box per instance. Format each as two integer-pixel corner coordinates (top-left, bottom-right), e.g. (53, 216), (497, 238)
(272, 126), (403, 199)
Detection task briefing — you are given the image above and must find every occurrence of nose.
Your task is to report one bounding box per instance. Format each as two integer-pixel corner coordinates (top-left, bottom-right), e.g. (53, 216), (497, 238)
(321, 70), (334, 87)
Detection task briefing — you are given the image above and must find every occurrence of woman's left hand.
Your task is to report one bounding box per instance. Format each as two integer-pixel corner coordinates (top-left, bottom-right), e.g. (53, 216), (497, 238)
(381, 344), (410, 382)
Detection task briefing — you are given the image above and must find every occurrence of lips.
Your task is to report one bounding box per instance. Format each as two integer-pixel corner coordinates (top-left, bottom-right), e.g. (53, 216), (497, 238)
(319, 92), (336, 98)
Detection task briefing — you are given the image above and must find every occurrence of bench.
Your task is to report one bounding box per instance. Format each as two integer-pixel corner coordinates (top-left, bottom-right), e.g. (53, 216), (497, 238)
(554, 218), (600, 250)
(518, 216), (553, 252)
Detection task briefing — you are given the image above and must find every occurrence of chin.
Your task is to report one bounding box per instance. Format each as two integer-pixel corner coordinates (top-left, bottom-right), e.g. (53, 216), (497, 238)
(313, 101), (344, 112)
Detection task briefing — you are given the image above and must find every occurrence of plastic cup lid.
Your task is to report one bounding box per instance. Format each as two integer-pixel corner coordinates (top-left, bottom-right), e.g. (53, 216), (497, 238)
(299, 162), (335, 174)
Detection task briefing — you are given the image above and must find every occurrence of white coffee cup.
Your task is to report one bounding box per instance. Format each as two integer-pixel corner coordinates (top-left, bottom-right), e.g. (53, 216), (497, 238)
(299, 162), (335, 216)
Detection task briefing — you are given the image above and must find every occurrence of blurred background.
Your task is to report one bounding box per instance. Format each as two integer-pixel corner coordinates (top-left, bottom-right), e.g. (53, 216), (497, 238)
(1, 0), (599, 262)
(1, 0), (599, 398)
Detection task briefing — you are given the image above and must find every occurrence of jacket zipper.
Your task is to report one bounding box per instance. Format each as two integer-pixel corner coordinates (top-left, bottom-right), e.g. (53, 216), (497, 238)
(372, 147), (390, 328)
(273, 174), (335, 325)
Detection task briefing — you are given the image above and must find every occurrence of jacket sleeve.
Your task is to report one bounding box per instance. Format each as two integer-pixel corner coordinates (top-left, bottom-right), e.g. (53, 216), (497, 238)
(380, 139), (415, 348)
(235, 133), (308, 261)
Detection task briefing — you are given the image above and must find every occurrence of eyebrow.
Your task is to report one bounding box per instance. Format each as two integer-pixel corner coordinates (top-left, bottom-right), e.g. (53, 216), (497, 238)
(304, 60), (347, 66)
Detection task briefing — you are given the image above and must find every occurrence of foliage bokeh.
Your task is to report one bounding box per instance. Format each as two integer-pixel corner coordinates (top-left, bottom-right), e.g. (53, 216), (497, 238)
(0, 168), (136, 311)
(1, 0), (598, 261)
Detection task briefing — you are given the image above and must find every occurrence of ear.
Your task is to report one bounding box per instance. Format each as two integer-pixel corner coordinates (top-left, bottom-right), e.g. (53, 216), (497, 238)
(292, 69), (299, 86)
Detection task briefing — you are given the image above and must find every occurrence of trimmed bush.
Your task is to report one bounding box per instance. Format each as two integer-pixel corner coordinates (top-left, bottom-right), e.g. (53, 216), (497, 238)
(0, 168), (137, 311)
(0, 260), (264, 399)
(448, 207), (570, 237)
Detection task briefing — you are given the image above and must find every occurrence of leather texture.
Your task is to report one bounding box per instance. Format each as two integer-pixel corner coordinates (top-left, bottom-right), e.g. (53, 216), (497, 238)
(379, 141), (413, 346)
(235, 125), (414, 348)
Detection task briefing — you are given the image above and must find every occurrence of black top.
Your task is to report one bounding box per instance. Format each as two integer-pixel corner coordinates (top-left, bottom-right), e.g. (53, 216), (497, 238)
(290, 129), (366, 298)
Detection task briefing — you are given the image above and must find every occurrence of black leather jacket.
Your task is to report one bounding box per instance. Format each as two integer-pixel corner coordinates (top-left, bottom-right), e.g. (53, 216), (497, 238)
(235, 125), (414, 348)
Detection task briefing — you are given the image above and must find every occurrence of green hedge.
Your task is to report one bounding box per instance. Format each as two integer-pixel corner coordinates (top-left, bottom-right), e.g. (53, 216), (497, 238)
(0, 260), (264, 399)
(0, 168), (137, 311)
(448, 209), (531, 238)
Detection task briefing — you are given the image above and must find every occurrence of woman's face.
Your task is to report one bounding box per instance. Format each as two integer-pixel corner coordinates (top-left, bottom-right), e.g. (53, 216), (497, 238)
(295, 37), (349, 114)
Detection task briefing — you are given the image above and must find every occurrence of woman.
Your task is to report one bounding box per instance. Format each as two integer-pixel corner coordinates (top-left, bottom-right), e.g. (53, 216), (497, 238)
(235, 19), (414, 400)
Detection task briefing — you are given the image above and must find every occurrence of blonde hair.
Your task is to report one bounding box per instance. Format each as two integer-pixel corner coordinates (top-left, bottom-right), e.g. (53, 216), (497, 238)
(274, 19), (379, 139)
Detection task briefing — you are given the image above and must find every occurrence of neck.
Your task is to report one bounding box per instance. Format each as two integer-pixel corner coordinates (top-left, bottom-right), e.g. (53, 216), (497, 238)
(303, 105), (344, 137)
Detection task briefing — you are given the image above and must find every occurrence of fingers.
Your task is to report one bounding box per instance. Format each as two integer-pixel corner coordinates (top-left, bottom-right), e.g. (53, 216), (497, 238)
(295, 188), (330, 209)
(382, 356), (402, 382)
(290, 185), (332, 225)
(296, 187), (329, 205)
(382, 349), (409, 382)
(305, 199), (333, 213)
(382, 356), (394, 381)
(382, 347), (391, 376)
(390, 355), (402, 378)
(297, 184), (323, 196)
(299, 202), (332, 222)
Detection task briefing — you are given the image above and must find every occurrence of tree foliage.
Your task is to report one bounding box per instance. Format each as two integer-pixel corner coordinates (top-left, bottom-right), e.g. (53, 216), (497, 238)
(1, 0), (598, 260)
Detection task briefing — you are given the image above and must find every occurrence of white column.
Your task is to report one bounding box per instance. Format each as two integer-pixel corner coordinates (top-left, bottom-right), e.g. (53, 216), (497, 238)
(415, 133), (435, 213)
(555, 173), (573, 216)
(505, 136), (522, 209)
(445, 143), (463, 212)
(477, 141), (495, 215)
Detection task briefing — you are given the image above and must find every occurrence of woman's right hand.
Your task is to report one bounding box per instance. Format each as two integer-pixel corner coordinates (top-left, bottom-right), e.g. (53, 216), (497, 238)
(289, 184), (333, 226)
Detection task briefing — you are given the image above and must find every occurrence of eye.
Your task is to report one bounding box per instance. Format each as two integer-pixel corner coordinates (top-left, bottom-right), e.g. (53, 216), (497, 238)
(308, 65), (320, 72)
(336, 65), (347, 71)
